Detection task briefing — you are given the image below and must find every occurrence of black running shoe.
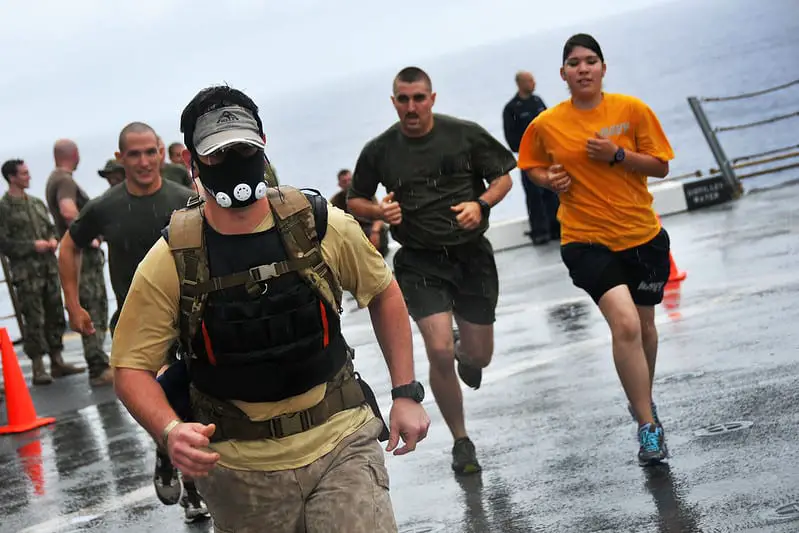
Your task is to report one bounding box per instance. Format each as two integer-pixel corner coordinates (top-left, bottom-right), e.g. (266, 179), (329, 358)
(638, 423), (669, 467)
(180, 479), (211, 523)
(453, 328), (482, 390)
(153, 449), (182, 505)
(452, 437), (482, 475)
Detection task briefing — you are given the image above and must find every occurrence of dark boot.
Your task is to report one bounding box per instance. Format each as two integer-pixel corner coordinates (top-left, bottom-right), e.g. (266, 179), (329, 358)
(89, 367), (114, 387)
(31, 356), (53, 385)
(49, 351), (86, 378)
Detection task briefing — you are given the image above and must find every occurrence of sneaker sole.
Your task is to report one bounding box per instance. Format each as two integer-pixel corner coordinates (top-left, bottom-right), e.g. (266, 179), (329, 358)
(452, 464), (482, 475)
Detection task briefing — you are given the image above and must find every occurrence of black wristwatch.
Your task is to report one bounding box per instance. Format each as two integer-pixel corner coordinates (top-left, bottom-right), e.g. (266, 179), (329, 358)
(476, 198), (491, 218)
(391, 380), (425, 403)
(610, 147), (625, 166)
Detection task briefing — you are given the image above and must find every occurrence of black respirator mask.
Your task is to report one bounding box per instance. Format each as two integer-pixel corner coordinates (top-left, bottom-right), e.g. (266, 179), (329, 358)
(194, 149), (268, 209)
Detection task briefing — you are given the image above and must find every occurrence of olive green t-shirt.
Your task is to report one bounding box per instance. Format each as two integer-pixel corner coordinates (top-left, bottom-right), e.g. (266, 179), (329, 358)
(349, 113), (517, 249)
(161, 163), (193, 188)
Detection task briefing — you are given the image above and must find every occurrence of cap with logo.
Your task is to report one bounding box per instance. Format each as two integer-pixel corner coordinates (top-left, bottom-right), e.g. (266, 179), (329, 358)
(98, 159), (124, 178)
(193, 105), (266, 157)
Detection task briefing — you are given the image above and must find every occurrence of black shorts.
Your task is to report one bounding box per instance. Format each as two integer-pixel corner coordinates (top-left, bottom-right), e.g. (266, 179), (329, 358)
(560, 228), (671, 306)
(393, 236), (499, 325)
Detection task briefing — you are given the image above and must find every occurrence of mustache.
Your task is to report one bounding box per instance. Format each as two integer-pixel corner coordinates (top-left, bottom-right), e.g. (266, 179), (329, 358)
(405, 112), (419, 119)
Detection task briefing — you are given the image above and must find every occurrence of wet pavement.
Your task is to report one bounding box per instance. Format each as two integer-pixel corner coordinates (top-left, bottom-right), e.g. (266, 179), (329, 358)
(2, 179), (799, 532)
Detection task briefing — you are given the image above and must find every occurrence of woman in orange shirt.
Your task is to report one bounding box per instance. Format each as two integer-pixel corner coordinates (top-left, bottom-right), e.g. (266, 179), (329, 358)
(518, 33), (674, 467)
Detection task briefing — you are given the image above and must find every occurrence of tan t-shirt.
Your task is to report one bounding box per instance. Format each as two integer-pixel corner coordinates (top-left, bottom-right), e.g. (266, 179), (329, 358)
(110, 203), (394, 471)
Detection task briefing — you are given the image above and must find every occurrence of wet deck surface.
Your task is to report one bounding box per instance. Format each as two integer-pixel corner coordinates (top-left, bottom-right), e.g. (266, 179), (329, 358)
(2, 179), (799, 532)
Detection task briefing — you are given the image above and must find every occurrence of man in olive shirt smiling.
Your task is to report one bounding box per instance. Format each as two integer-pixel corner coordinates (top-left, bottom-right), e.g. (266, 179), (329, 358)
(348, 66), (516, 476)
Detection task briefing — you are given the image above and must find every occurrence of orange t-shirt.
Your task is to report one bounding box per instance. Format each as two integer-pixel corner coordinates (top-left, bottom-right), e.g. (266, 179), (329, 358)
(517, 93), (675, 251)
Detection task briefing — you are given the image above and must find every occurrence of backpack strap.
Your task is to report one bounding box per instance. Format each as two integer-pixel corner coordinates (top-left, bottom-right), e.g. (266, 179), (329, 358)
(166, 204), (209, 360)
(266, 186), (343, 314)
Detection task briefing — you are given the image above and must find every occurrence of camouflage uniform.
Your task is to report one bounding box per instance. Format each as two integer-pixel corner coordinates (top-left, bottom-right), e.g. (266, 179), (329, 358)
(79, 246), (109, 377)
(0, 192), (84, 383)
(45, 168), (111, 383)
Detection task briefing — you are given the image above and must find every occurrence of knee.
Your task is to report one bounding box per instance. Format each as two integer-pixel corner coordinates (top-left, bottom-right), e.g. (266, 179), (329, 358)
(610, 313), (642, 344)
(427, 341), (455, 373)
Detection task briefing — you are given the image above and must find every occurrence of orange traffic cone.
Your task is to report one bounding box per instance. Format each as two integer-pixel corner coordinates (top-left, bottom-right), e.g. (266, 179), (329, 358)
(668, 251), (687, 282)
(0, 327), (56, 435)
(17, 438), (46, 495)
(656, 215), (687, 282)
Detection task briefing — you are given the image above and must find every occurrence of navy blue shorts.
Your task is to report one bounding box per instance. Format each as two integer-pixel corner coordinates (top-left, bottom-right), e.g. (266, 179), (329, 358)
(560, 228), (671, 306)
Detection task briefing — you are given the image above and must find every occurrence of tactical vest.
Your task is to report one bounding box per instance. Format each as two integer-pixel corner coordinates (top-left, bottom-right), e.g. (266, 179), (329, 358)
(164, 186), (383, 442)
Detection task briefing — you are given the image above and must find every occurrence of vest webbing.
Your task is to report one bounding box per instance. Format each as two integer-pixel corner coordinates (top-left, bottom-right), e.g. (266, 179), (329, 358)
(167, 186), (344, 361)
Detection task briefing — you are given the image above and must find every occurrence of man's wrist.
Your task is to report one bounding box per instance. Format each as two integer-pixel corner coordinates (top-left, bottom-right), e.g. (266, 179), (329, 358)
(391, 380), (425, 403)
(476, 198), (491, 218)
(161, 419), (181, 448)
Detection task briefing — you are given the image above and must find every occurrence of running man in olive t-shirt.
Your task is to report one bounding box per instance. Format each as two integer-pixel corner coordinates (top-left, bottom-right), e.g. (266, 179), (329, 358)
(348, 66), (516, 475)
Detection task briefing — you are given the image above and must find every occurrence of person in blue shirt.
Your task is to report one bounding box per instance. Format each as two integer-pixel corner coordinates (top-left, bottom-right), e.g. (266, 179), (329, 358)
(502, 70), (560, 245)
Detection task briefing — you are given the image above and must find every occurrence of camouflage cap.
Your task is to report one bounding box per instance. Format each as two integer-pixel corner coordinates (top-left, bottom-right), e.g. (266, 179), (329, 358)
(98, 159), (124, 178)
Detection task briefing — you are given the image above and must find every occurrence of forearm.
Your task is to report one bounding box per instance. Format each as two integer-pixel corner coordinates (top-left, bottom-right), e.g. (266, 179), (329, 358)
(115, 367), (181, 446)
(525, 167), (549, 188)
(480, 173), (513, 206)
(348, 196), (383, 221)
(620, 151), (669, 178)
(57, 233), (83, 311)
(368, 280), (415, 387)
(0, 238), (36, 259)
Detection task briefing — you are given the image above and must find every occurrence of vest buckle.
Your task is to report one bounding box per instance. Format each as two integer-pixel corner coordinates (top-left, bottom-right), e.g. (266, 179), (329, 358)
(250, 263), (279, 282)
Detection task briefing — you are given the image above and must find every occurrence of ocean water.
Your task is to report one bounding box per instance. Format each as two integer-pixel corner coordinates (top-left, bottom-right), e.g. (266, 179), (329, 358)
(1, 0), (798, 339)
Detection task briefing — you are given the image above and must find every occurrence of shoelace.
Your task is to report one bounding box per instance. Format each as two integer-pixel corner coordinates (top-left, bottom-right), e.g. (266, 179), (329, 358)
(640, 427), (661, 452)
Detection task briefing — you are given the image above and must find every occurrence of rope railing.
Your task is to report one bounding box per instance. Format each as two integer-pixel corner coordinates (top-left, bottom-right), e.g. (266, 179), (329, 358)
(714, 110), (799, 133)
(687, 77), (799, 198)
(732, 144), (799, 164)
(699, 78), (799, 102)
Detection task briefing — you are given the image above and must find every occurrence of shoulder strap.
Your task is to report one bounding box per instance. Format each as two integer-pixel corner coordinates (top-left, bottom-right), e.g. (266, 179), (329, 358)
(302, 188), (328, 242)
(266, 185), (342, 314)
(166, 204), (209, 358)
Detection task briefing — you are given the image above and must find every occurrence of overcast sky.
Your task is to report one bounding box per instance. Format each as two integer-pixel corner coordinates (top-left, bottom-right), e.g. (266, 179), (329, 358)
(0, 0), (673, 143)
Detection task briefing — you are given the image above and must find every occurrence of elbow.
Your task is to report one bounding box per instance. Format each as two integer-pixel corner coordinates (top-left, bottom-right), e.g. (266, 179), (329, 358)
(653, 161), (670, 179)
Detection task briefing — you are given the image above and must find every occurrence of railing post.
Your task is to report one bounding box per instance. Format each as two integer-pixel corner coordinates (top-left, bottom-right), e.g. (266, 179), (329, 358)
(0, 254), (25, 345)
(687, 96), (743, 198)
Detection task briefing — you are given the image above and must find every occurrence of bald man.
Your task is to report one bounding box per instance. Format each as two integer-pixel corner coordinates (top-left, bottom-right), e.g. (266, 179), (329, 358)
(45, 139), (113, 387)
(502, 71), (559, 245)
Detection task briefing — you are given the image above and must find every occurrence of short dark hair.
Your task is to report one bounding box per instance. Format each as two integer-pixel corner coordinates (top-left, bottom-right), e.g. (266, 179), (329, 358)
(1, 159), (24, 182)
(393, 66), (432, 94)
(119, 122), (158, 152)
(180, 85), (264, 155)
(337, 169), (351, 179)
(168, 142), (184, 156)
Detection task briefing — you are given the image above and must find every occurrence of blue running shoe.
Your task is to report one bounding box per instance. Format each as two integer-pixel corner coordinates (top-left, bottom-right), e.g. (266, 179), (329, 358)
(638, 423), (668, 466)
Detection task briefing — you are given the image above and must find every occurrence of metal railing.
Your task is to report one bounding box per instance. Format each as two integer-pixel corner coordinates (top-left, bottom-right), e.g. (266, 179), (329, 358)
(0, 254), (25, 345)
(686, 78), (799, 199)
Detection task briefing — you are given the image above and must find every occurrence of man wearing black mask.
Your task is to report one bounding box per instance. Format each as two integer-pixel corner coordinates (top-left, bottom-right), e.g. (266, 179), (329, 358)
(110, 85), (429, 532)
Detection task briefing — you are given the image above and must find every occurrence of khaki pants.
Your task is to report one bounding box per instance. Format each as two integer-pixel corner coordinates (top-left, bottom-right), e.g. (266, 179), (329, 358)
(196, 418), (398, 533)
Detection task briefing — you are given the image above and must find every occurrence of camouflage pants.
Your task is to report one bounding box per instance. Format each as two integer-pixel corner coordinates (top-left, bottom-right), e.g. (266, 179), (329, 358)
(13, 262), (65, 359)
(79, 247), (109, 377)
(196, 417), (397, 533)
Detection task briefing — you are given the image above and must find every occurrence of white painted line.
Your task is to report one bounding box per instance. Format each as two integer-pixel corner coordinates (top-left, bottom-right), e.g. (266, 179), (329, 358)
(19, 486), (153, 533)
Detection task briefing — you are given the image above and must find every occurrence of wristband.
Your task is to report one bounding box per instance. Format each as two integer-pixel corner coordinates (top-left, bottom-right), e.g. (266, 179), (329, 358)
(161, 419), (181, 448)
